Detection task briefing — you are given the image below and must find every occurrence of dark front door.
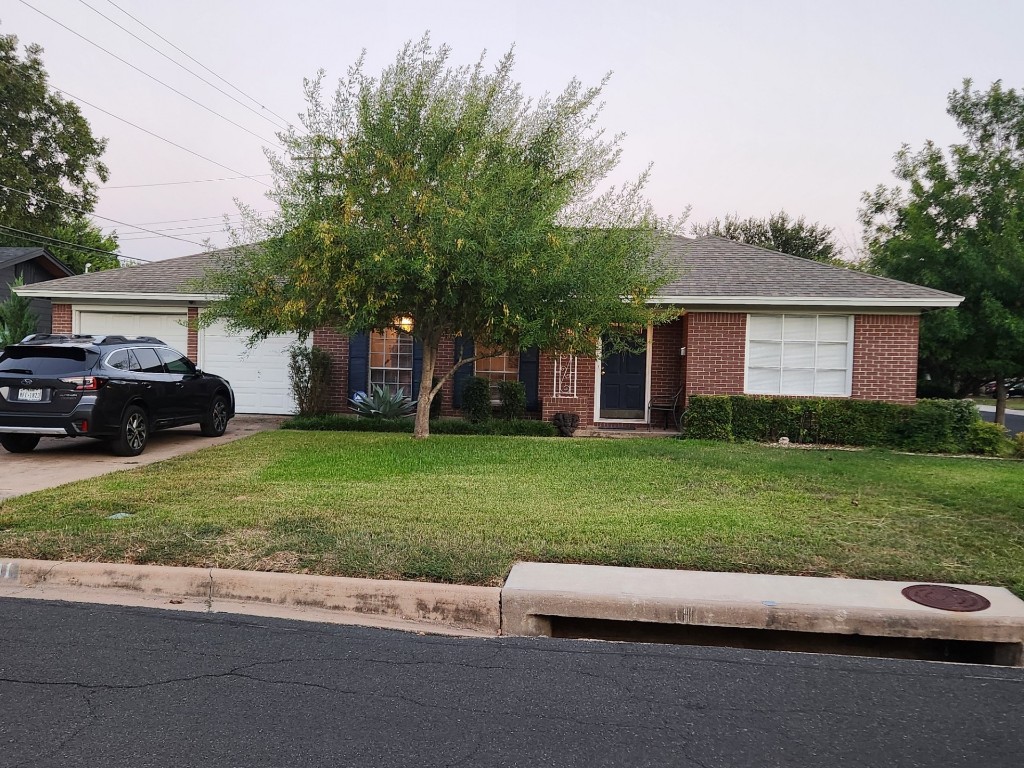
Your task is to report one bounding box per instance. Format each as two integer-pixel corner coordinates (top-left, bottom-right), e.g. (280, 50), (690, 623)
(600, 344), (646, 420)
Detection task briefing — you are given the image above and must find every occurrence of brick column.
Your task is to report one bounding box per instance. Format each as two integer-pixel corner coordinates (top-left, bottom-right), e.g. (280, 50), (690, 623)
(850, 314), (919, 404)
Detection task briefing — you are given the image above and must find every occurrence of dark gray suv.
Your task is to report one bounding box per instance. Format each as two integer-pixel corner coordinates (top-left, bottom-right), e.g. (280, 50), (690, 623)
(0, 334), (235, 456)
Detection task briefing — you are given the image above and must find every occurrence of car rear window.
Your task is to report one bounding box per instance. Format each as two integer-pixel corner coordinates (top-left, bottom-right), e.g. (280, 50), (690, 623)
(0, 347), (99, 375)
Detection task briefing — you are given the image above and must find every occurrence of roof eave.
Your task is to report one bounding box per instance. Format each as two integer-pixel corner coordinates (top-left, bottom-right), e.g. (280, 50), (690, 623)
(648, 294), (964, 309)
(13, 288), (223, 302)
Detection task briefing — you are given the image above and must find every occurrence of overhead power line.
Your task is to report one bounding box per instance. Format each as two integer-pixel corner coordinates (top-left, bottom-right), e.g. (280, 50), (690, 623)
(76, 0), (292, 135)
(0, 182), (213, 249)
(104, 0), (303, 135)
(52, 86), (272, 188)
(19, 0), (280, 146)
(101, 174), (272, 189)
(119, 228), (229, 241)
(0, 223), (137, 259)
(132, 211), (272, 226)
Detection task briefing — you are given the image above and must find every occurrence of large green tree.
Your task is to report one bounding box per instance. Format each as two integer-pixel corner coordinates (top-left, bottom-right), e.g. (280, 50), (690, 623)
(205, 37), (678, 437)
(691, 211), (844, 265)
(0, 31), (117, 272)
(861, 79), (1024, 424)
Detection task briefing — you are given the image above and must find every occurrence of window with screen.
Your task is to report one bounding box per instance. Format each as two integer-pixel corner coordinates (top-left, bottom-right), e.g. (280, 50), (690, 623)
(746, 314), (853, 397)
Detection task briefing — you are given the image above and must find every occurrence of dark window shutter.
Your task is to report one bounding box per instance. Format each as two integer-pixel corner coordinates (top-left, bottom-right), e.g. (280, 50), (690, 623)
(348, 333), (369, 400)
(411, 338), (423, 400)
(452, 336), (475, 408)
(519, 347), (540, 411)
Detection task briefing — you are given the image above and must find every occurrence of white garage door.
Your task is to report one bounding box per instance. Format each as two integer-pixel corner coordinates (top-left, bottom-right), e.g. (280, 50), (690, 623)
(200, 321), (299, 415)
(76, 310), (189, 353)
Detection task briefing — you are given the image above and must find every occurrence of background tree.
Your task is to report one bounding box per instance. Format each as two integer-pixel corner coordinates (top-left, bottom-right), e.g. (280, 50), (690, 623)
(205, 36), (678, 437)
(690, 211), (845, 265)
(0, 277), (39, 346)
(48, 216), (120, 273)
(0, 31), (116, 273)
(860, 79), (1024, 424)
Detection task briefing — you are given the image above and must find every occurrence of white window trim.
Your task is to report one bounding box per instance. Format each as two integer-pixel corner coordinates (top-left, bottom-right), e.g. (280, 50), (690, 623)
(743, 313), (854, 398)
(592, 324), (654, 424)
(368, 329), (414, 394)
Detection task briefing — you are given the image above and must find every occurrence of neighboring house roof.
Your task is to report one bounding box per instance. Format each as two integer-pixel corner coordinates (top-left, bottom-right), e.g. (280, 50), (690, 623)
(0, 246), (74, 279)
(654, 236), (962, 308)
(18, 237), (963, 310)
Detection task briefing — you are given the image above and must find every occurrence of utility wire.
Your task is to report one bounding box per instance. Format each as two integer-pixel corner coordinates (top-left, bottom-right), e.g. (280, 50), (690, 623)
(19, 0), (280, 146)
(132, 211), (272, 226)
(76, 0), (292, 135)
(0, 182), (213, 249)
(104, 0), (303, 135)
(119, 228), (228, 241)
(0, 224), (137, 259)
(52, 86), (272, 188)
(101, 174), (271, 189)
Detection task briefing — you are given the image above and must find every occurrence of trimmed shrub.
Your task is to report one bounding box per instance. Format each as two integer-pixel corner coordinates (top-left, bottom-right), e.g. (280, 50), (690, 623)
(287, 344), (332, 416)
(895, 400), (957, 453)
(553, 412), (580, 437)
(497, 380), (526, 420)
(1013, 433), (1024, 460)
(965, 421), (1009, 456)
(683, 396), (733, 441)
(729, 396), (801, 442)
(814, 399), (909, 447)
(461, 376), (492, 423)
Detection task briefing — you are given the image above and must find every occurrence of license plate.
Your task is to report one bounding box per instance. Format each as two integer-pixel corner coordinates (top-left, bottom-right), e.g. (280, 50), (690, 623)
(17, 388), (42, 402)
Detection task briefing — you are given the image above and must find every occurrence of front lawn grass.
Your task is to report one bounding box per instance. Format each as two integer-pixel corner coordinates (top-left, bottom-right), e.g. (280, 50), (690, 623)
(1, 432), (1022, 592)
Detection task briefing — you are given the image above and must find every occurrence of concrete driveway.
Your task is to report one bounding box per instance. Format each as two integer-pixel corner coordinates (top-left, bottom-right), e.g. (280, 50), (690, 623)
(0, 415), (285, 501)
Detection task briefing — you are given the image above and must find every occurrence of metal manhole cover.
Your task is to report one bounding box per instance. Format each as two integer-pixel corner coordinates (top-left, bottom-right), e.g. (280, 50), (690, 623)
(901, 584), (991, 612)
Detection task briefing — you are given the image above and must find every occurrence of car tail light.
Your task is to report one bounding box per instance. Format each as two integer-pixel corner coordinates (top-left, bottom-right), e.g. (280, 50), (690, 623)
(60, 376), (107, 391)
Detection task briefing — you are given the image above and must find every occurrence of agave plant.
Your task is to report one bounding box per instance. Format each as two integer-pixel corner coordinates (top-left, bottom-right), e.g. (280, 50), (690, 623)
(349, 386), (417, 419)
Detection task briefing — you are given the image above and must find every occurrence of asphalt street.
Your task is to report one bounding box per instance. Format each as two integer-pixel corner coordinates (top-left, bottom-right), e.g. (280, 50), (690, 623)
(1, 599), (1021, 767)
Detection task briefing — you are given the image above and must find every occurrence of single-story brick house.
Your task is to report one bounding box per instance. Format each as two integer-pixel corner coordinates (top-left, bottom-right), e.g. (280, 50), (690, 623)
(0, 247), (75, 335)
(16, 235), (963, 422)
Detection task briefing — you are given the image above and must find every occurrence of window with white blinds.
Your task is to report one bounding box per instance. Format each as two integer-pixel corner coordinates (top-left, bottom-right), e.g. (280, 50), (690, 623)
(746, 314), (853, 397)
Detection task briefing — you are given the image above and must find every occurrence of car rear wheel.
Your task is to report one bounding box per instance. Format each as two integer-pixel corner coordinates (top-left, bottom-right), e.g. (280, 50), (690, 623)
(200, 395), (230, 437)
(0, 434), (41, 453)
(111, 405), (148, 456)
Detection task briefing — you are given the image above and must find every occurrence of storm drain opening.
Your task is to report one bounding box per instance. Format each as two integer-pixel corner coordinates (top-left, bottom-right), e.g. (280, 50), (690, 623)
(547, 617), (1023, 667)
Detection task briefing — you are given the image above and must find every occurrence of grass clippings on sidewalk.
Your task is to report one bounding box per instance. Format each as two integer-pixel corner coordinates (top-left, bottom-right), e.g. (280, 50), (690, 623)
(1, 432), (1022, 593)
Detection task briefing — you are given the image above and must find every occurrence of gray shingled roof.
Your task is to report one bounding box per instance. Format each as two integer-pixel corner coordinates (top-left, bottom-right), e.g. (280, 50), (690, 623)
(15, 249), (228, 295)
(657, 236), (962, 303)
(19, 237), (962, 307)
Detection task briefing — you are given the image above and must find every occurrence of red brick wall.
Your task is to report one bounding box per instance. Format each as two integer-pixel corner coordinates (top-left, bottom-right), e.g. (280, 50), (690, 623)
(650, 317), (684, 405)
(312, 328), (350, 413)
(683, 312), (747, 406)
(851, 314), (919, 404)
(52, 303), (72, 334)
(538, 352), (598, 427)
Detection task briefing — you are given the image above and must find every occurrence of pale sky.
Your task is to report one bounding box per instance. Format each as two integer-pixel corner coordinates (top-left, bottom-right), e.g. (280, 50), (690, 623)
(3, 0), (1021, 264)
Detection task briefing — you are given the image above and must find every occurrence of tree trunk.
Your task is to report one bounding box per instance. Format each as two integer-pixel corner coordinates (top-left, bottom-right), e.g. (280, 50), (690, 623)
(414, 338), (438, 439)
(995, 377), (1006, 426)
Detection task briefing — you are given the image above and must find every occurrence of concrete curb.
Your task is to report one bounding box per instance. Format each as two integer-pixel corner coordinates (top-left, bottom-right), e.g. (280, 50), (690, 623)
(0, 559), (501, 637)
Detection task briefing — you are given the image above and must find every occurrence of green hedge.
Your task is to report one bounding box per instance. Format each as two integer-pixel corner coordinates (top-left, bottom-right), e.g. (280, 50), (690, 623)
(282, 414), (557, 437)
(682, 395), (1000, 454)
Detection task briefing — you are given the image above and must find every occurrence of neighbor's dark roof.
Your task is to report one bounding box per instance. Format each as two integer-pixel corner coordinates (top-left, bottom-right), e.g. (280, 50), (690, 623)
(0, 246), (74, 277)
(657, 236), (962, 303)
(19, 237), (963, 307)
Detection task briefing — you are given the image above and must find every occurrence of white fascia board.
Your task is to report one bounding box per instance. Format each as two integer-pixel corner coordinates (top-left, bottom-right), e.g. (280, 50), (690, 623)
(648, 294), (964, 308)
(13, 289), (222, 302)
